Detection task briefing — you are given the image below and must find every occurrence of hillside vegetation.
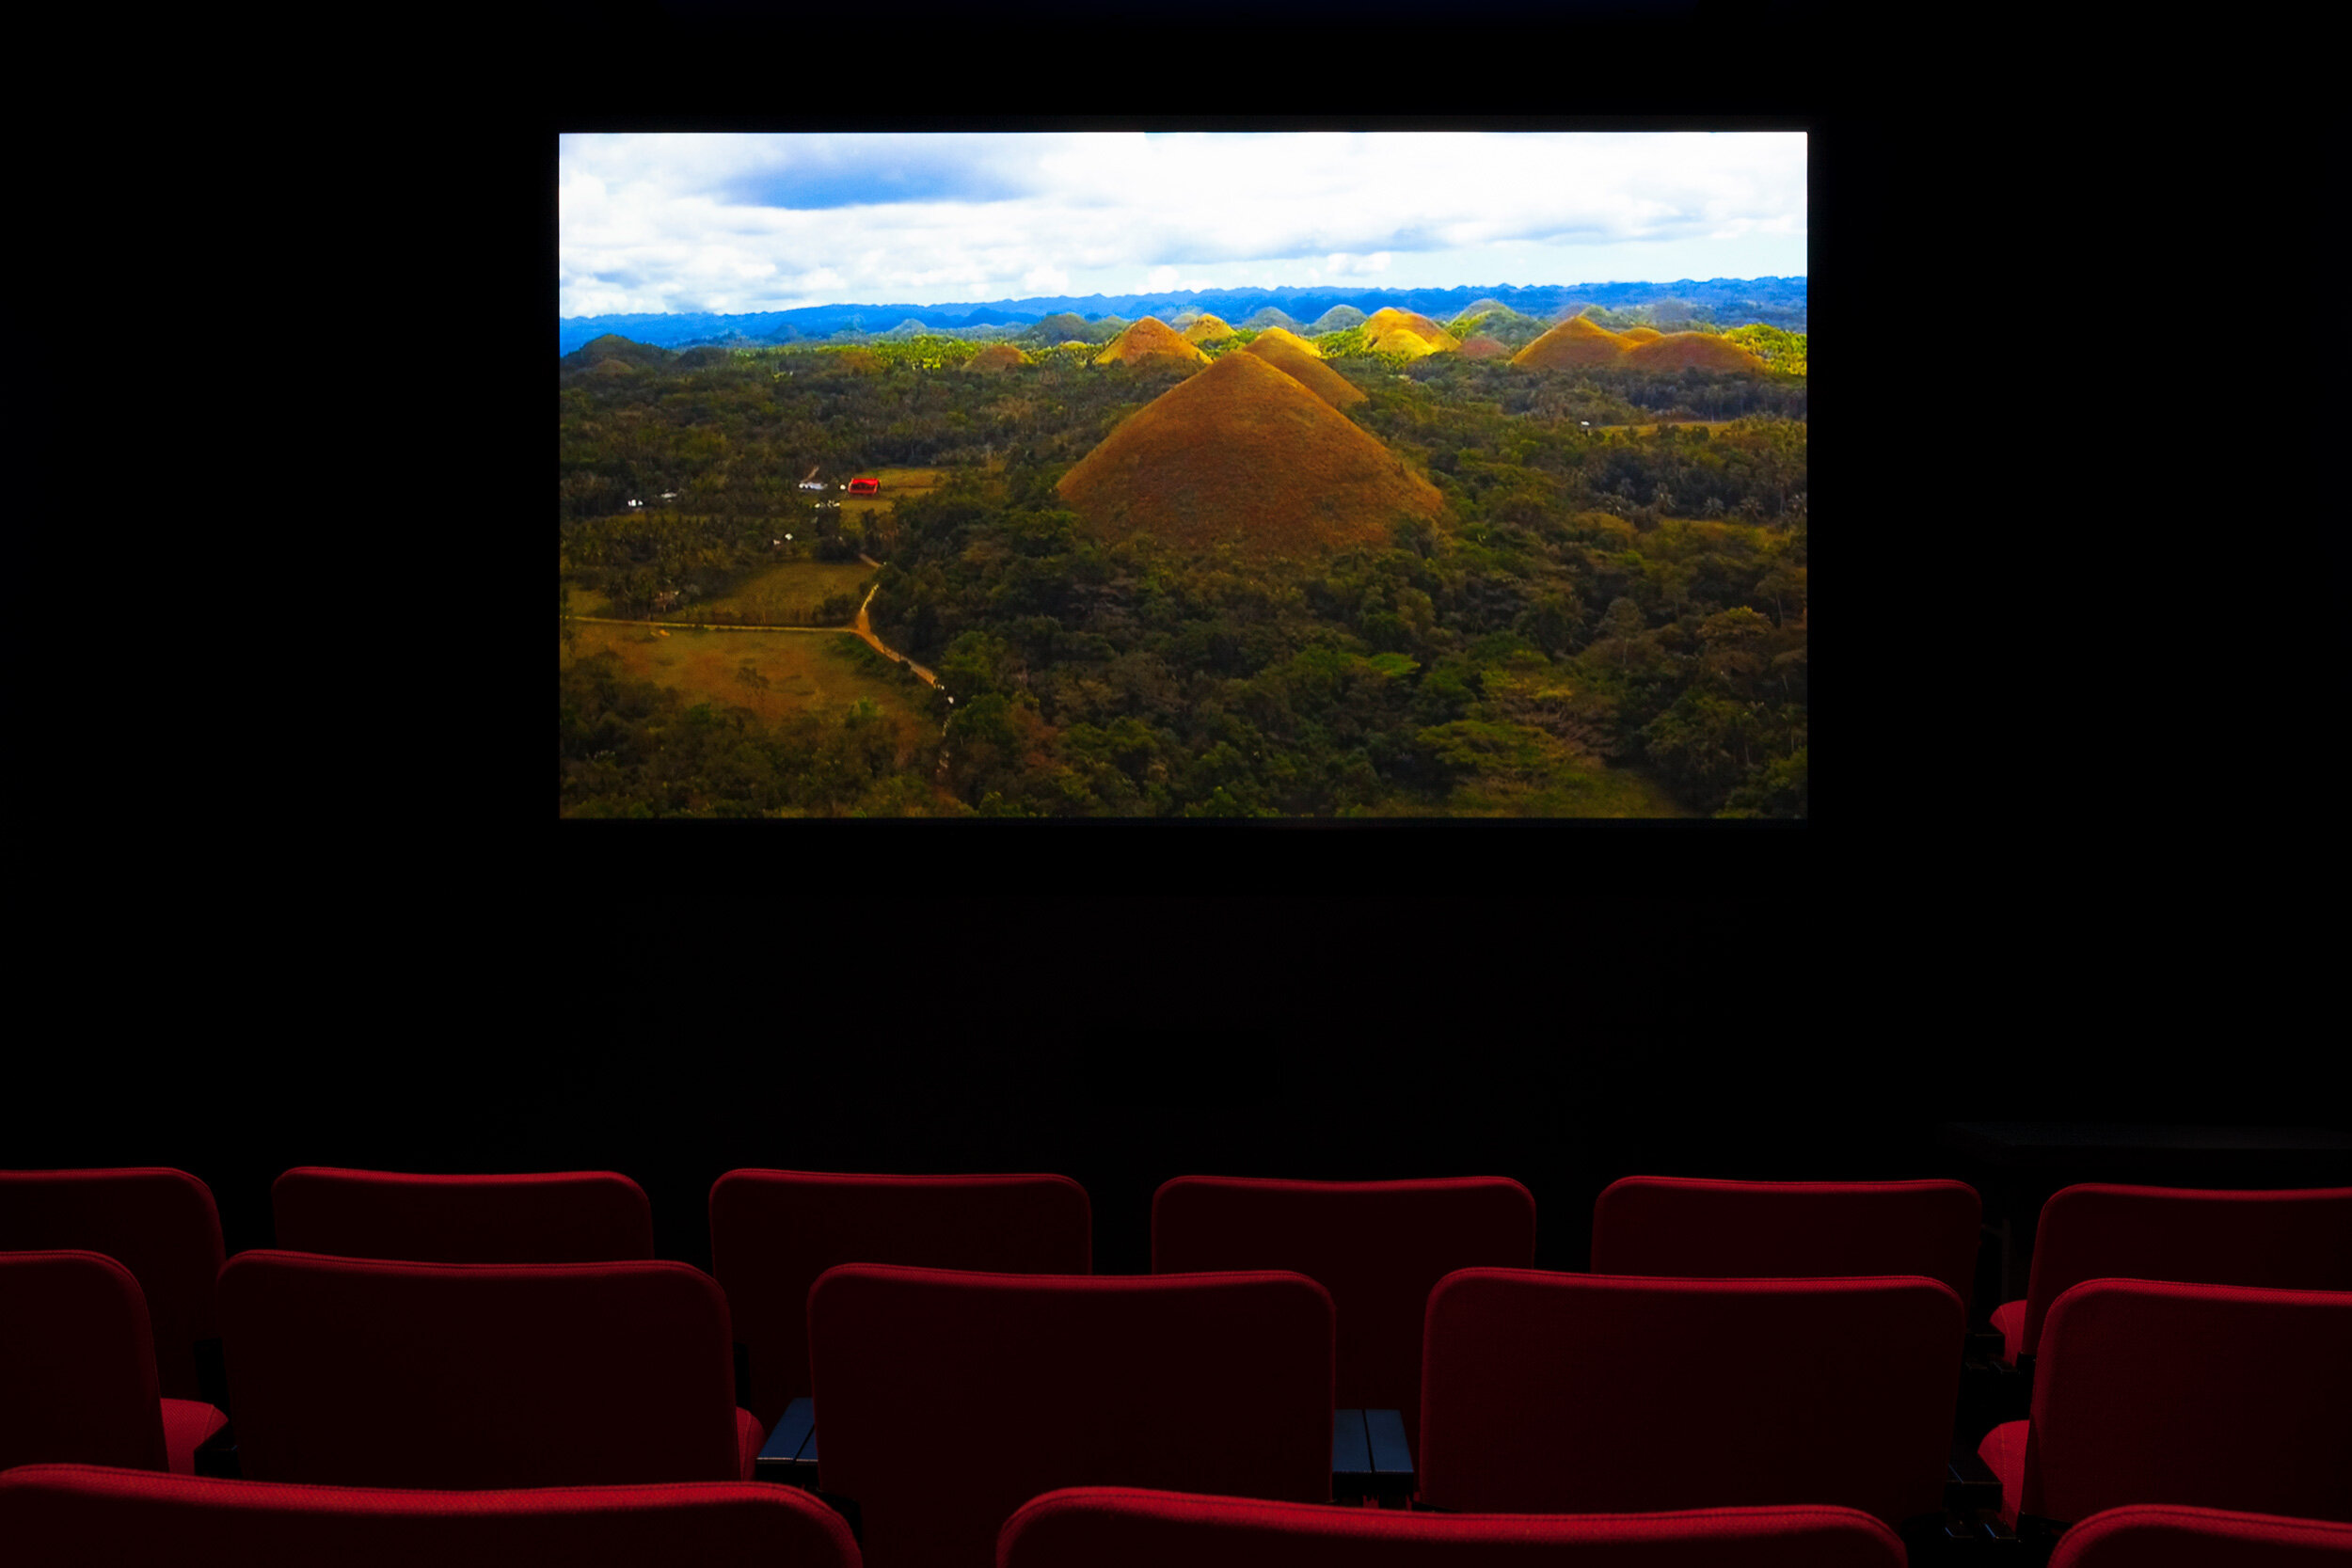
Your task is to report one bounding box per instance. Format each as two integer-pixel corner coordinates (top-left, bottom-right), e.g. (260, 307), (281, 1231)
(562, 324), (1806, 817)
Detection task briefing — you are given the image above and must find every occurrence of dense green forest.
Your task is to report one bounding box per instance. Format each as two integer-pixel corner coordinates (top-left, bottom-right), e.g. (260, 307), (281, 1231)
(561, 335), (1806, 817)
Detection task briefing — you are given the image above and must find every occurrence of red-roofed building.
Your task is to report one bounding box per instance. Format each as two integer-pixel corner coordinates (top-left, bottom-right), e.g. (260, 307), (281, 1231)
(848, 476), (881, 496)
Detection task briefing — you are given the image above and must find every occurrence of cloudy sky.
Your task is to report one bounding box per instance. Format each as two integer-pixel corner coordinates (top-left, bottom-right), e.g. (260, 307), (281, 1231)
(558, 132), (1805, 318)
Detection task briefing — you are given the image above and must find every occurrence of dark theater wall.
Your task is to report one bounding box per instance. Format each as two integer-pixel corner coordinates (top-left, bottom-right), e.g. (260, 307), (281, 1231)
(15, 901), (2340, 1295)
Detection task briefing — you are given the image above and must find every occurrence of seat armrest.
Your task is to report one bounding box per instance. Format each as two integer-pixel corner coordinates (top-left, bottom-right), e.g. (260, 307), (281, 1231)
(1332, 1409), (1372, 1503)
(755, 1396), (819, 1488)
(194, 1419), (240, 1480)
(1945, 1436), (2004, 1513)
(1334, 1409), (1416, 1508)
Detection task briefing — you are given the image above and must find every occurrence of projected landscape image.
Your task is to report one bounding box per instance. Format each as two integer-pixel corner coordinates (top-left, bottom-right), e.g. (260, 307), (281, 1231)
(560, 132), (1807, 818)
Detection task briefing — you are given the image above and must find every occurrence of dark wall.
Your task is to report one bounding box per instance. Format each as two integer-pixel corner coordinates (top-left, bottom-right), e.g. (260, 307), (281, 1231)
(20, 902), (2339, 1301)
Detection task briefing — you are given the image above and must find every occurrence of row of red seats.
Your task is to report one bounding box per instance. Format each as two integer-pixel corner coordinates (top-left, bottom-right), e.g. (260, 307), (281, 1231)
(6, 1167), (2348, 1566)
(7, 1468), (2344, 1567)
(17, 1166), (2348, 1423)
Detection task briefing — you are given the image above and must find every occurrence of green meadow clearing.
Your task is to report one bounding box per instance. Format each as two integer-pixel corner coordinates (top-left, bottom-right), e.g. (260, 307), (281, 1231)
(562, 620), (928, 735)
(691, 559), (876, 625)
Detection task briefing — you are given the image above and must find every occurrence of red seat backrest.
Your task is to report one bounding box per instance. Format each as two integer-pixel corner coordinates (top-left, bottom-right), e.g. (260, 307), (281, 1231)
(0, 1251), (169, 1473)
(272, 1167), (656, 1263)
(708, 1170), (1091, 1433)
(2049, 1504), (2352, 1567)
(997, 1487), (1908, 1568)
(1419, 1270), (1963, 1527)
(2021, 1280), (2352, 1525)
(1152, 1176), (1536, 1435)
(218, 1250), (742, 1488)
(1590, 1177), (1981, 1310)
(2015, 1185), (2352, 1360)
(0, 1465), (863, 1568)
(0, 1168), (225, 1399)
(809, 1264), (1333, 1568)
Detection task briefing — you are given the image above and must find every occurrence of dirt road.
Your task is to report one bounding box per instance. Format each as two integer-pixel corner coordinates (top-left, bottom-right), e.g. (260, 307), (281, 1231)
(569, 584), (937, 689)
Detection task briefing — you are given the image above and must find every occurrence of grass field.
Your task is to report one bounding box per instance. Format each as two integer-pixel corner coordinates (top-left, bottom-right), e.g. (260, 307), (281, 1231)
(691, 559), (875, 624)
(563, 620), (928, 735)
(838, 467), (946, 520)
(1453, 763), (1691, 817)
(561, 574), (612, 617)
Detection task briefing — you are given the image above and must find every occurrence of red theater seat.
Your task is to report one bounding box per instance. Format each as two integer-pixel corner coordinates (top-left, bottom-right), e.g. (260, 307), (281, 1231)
(1418, 1270), (1963, 1528)
(2048, 1504), (2352, 1566)
(217, 1250), (761, 1488)
(271, 1167), (656, 1263)
(0, 1465), (864, 1567)
(0, 1167), (227, 1402)
(1151, 1176), (1536, 1437)
(708, 1170), (1091, 1433)
(1590, 1177), (1981, 1310)
(808, 1264), (1333, 1568)
(0, 1250), (227, 1476)
(1988, 1184), (2352, 1365)
(1976, 1280), (2352, 1528)
(997, 1487), (1909, 1567)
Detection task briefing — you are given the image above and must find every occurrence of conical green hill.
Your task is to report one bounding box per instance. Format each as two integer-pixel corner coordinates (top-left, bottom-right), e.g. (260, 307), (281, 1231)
(1057, 349), (1440, 561)
(1240, 332), (1368, 407)
(1623, 332), (1767, 372)
(1094, 316), (1211, 367)
(1512, 314), (1629, 368)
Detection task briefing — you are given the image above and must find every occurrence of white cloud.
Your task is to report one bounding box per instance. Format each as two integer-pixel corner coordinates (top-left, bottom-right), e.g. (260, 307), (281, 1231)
(558, 131), (1805, 314)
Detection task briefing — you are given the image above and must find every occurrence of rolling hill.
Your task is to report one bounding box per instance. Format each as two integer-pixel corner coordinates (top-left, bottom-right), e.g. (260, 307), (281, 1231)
(1057, 349), (1440, 561)
(1094, 317), (1209, 368)
(964, 342), (1029, 372)
(1182, 314), (1237, 345)
(1619, 325), (1664, 344)
(1361, 308), (1462, 357)
(1241, 306), (1306, 334)
(1459, 335), (1510, 360)
(1513, 315), (1630, 369)
(1623, 332), (1767, 372)
(1248, 325), (1323, 357)
(1239, 332), (1367, 407)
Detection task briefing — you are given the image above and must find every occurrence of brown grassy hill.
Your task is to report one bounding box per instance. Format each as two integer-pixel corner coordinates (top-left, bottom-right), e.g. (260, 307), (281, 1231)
(1250, 325), (1323, 357)
(1623, 332), (1767, 372)
(964, 342), (1029, 372)
(1619, 325), (1664, 344)
(1057, 349), (1440, 562)
(1240, 332), (1368, 407)
(1513, 315), (1629, 369)
(588, 357), (639, 379)
(1459, 335), (1510, 360)
(1094, 316), (1211, 368)
(1182, 314), (1236, 345)
(1362, 307), (1461, 355)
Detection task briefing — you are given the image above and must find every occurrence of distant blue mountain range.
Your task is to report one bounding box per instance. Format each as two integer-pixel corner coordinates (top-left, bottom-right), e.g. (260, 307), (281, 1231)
(558, 277), (1806, 355)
